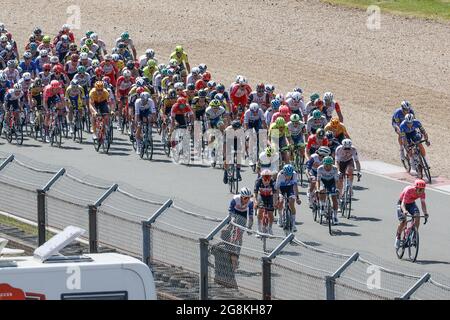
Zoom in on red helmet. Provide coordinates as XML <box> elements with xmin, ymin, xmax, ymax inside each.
<box><xmin>256</xmin><ymin>83</ymin><xmax>265</xmax><ymax>91</ymax></box>
<box><xmin>314</xmin><ymin>98</ymin><xmax>323</xmax><ymax>107</ymax></box>
<box><xmin>95</xmin><ymin>67</ymin><xmax>104</xmax><ymax>75</ymax></box>
<box><xmin>414</xmin><ymin>179</ymin><xmax>426</xmax><ymax>189</ymax></box>
<box><xmin>280</xmin><ymin>106</ymin><xmax>290</xmax><ymax>115</ymax></box>
<box><xmin>102</xmin><ymin>76</ymin><xmax>111</xmax><ymax>83</ymax></box>
<box><xmin>195</xmin><ymin>79</ymin><xmax>206</xmax><ymax>91</ymax></box>
<box><xmin>202</xmin><ymin>72</ymin><xmax>211</xmax><ymax>82</ymax></box>
<box><xmin>136</xmin><ymin>87</ymin><xmax>145</xmax><ymax>95</ymax></box>
<box><xmin>43</xmin><ymin>63</ymin><xmax>52</xmax><ymax>71</ymax></box>
<box><xmin>50</xmin><ymin>80</ymin><xmax>61</xmax><ymax>89</ymax></box>
<box><xmin>53</xmin><ymin>65</ymin><xmax>64</xmax><ymax>73</ymax></box>
<box><xmin>177</xmin><ymin>97</ymin><xmax>187</xmax><ymax>105</ymax></box>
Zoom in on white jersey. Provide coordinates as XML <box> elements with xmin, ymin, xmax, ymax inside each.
<box><xmin>304</xmin><ymin>101</ymin><xmax>316</xmax><ymax>116</ymax></box>
<box><xmin>317</xmin><ymin>165</ymin><xmax>339</xmax><ymax>182</ymax></box>
<box><xmin>306</xmin><ymin>116</ymin><xmax>327</xmax><ymax>134</ymax></box>
<box><xmin>264</xmin><ymin>109</ymin><xmax>274</xmax><ymax>125</ymax></box>
<box><xmin>285</xmin><ymin>98</ymin><xmax>305</xmax><ymax>114</ymax></box>
<box><xmin>275</xmin><ymin>171</ymin><xmax>299</xmax><ymax>189</ymax></box>
<box><xmin>307</xmin><ymin>153</ymin><xmax>322</xmax><ymax>172</ymax></box>
<box><xmin>249</xmin><ymin>92</ymin><xmax>268</xmax><ymax>108</ymax></box>
<box><xmin>138</xmin><ymin>55</ymin><xmax>158</xmax><ymax>69</ymax></box>
<box><xmin>244</xmin><ymin>109</ymin><xmax>264</xmax><ymax>124</ymax></box>
<box><xmin>287</xmin><ymin>121</ymin><xmax>306</xmax><ymax>137</ymax></box>
<box><xmin>335</xmin><ymin>145</ymin><xmax>359</xmax><ymax>163</ymax></box>
<box><xmin>135</xmin><ymin>98</ymin><xmax>156</xmax><ymax>115</ymax></box>
<box><xmin>205</xmin><ymin>106</ymin><xmax>226</xmax><ymax>120</ymax></box>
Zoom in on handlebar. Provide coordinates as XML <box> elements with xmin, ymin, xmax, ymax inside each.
<box><xmin>403</xmin><ymin>212</ymin><xmax>429</xmax><ymax>224</ymax></box>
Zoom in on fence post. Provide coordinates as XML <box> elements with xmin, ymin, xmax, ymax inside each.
<box><xmin>37</xmin><ymin>189</ymin><xmax>46</xmax><ymax>246</ymax></box>
<box><xmin>88</xmin><ymin>205</ymin><xmax>98</xmax><ymax>253</ymax></box>
<box><xmin>325</xmin><ymin>252</ymin><xmax>359</xmax><ymax>300</ymax></box>
<box><xmin>0</xmin><ymin>154</ymin><xmax>14</xmax><ymax>171</ymax></box>
<box><xmin>199</xmin><ymin>238</ymin><xmax>209</xmax><ymax>300</ymax></box>
<box><xmin>142</xmin><ymin>221</ymin><xmax>151</xmax><ymax>266</ymax></box>
<box><xmin>325</xmin><ymin>276</ymin><xmax>336</xmax><ymax>300</ymax></box>
<box><xmin>397</xmin><ymin>273</ymin><xmax>431</xmax><ymax>300</ymax></box>
<box><xmin>262</xmin><ymin>257</ymin><xmax>272</xmax><ymax>300</ymax></box>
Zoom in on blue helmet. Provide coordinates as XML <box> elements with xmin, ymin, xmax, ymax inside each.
<box><xmin>283</xmin><ymin>164</ymin><xmax>294</xmax><ymax>176</ymax></box>
<box><xmin>271</xmin><ymin>99</ymin><xmax>281</xmax><ymax>110</ymax></box>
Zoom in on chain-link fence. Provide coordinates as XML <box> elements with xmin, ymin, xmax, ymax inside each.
<box><xmin>0</xmin><ymin>151</ymin><xmax>449</xmax><ymax>300</ymax></box>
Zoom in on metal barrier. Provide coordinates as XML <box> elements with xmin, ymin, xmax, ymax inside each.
<box><xmin>0</xmin><ymin>152</ymin><xmax>449</xmax><ymax>300</ymax></box>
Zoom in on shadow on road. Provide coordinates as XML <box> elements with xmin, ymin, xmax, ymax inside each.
<box><xmin>415</xmin><ymin>260</ymin><xmax>450</xmax><ymax>266</ymax></box>
<box><xmin>62</xmin><ymin>146</ymin><xmax>83</xmax><ymax>151</ymax></box>
<box><xmin>353</xmin><ymin>186</ymin><xmax>369</xmax><ymax>191</ymax></box>
<box><xmin>110</xmin><ymin>147</ymin><xmax>132</xmax><ymax>152</ymax></box>
<box><xmin>18</xmin><ymin>144</ymin><xmax>42</xmax><ymax>148</ymax></box>
<box><xmin>336</xmin><ymin>222</ymin><xmax>356</xmax><ymax>227</ymax></box>
<box><xmin>332</xmin><ymin>230</ymin><xmax>361</xmax><ymax>237</ymax></box>
<box><xmin>352</xmin><ymin>216</ymin><xmax>382</xmax><ymax>222</ymax></box>
<box><xmin>107</xmin><ymin>152</ymin><xmax>130</xmax><ymax>157</ymax></box>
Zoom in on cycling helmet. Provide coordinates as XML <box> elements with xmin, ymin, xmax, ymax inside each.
<box><xmin>249</xmin><ymin>103</ymin><xmax>259</xmax><ymax>112</ymax></box>
<box><xmin>77</xmin><ymin>66</ymin><xmax>86</xmax><ymax>73</ymax></box>
<box><xmin>13</xmin><ymin>83</ymin><xmax>22</xmax><ymax>91</ymax></box>
<box><xmin>261</xmin><ymin>170</ymin><xmax>272</xmax><ymax>177</ymax></box>
<box><xmin>69</xmin><ymin>43</ymin><xmax>78</xmax><ymax>50</ymax></box>
<box><xmin>83</xmin><ymin>38</ymin><xmax>93</xmax><ymax>46</ymax></box>
<box><xmin>43</xmin><ymin>63</ymin><xmax>52</xmax><ymax>71</ymax></box>
<box><xmin>293</xmin><ymin>87</ymin><xmax>303</xmax><ymax>94</ymax></box>
<box><xmin>342</xmin><ymin>139</ymin><xmax>352</xmax><ymax>149</ymax></box>
<box><xmin>80</xmin><ymin>46</ymin><xmax>90</xmax><ymax>53</ymax></box>
<box><xmin>140</xmin><ymin>92</ymin><xmax>151</xmax><ymax>100</ymax></box>
<box><xmin>292</xmin><ymin>92</ymin><xmax>302</xmax><ymax>102</ymax></box>
<box><xmin>102</xmin><ymin>76</ymin><xmax>111</xmax><ymax>84</ymax></box>
<box><xmin>198</xmin><ymin>89</ymin><xmax>207</xmax><ymax>98</ymax></box>
<box><xmin>174</xmin><ymin>82</ymin><xmax>185</xmax><ymax>90</ymax></box>
<box><xmin>104</xmin><ymin>54</ymin><xmax>113</xmax><ymax>61</ymax></box>
<box><xmin>33</xmin><ymin>27</ymin><xmax>42</xmax><ymax>35</ymax></box>
<box><xmin>22</xmin><ymin>72</ymin><xmax>32</xmax><ymax>81</ymax></box>
<box><xmin>215</xmin><ymin>93</ymin><xmax>224</xmax><ymax>101</ymax></box>
<box><xmin>71</xmin><ymin>54</ymin><xmax>79</xmax><ymax>61</ymax></box>
<box><xmin>112</xmin><ymin>54</ymin><xmax>120</xmax><ymax>62</ymax></box>
<box><xmin>191</xmin><ymin>67</ymin><xmax>200</xmax><ymax>76</ymax></box>
<box><xmin>231</xmin><ymin>120</ymin><xmax>241</xmax><ymax>129</ymax></box>
<box><xmin>330</xmin><ymin>118</ymin><xmax>340</xmax><ymax>126</ymax></box>
<box><xmin>23</xmin><ymin>51</ymin><xmax>33</xmax><ymax>60</ymax></box>
<box><xmin>290</xmin><ymin>114</ymin><xmax>301</xmax><ymax>122</ymax></box>
<box><xmin>92</xmin><ymin>59</ymin><xmax>100</xmax><ymax>68</ymax></box>
<box><xmin>145</xmin><ymin>48</ymin><xmax>155</xmax><ymax>58</ymax></box>
<box><xmin>50</xmin><ymin>56</ymin><xmax>59</xmax><ymax>63</ymax></box>
<box><xmin>147</xmin><ymin>59</ymin><xmax>156</xmax><ymax>68</ymax></box>
<box><xmin>70</xmin><ymin>79</ymin><xmax>79</xmax><ymax>86</ymax></box>
<box><xmin>122</xmin><ymin>70</ymin><xmax>132</xmax><ymax>77</ymax></box>
<box><xmin>168</xmin><ymin>58</ymin><xmax>177</xmax><ymax>68</ymax></box>
<box><xmin>42</xmin><ymin>35</ymin><xmax>51</xmax><ymax>43</ymax></box>
<box><xmin>0</xmin><ymin>73</ymin><xmax>7</xmax><ymax>82</ymax></box>
<box><xmin>314</xmin><ymin>98</ymin><xmax>324</xmax><ymax>107</ymax></box>
<box><xmin>121</xmin><ymin>32</ymin><xmax>129</xmax><ymax>40</ymax></box>
<box><xmin>317</xmin><ymin>146</ymin><xmax>331</xmax><ymax>157</ymax></box>
<box><xmin>265</xmin><ymin>146</ymin><xmax>274</xmax><ymax>157</ymax></box>
<box><xmin>29</xmin><ymin>43</ymin><xmax>38</xmax><ymax>51</ymax></box>
<box><xmin>207</xmin><ymin>80</ymin><xmax>216</xmax><ymax>88</ymax></box>
<box><xmin>316</xmin><ymin>128</ymin><xmax>325</xmax><ymax>138</ymax></box>
<box><xmin>310</xmin><ymin>93</ymin><xmax>320</xmax><ymax>101</ymax></box>
<box><xmin>209</xmin><ymin>99</ymin><xmax>221</xmax><ymax>108</ymax></box>
<box><xmin>275</xmin><ymin>117</ymin><xmax>286</xmax><ymax>127</ymax></box>
<box><xmin>202</xmin><ymin>72</ymin><xmax>211</xmax><ymax>82</ymax></box>
<box><xmin>323</xmin><ymin>92</ymin><xmax>334</xmax><ymax>102</ymax></box>
<box><xmin>172</xmin><ymin>74</ymin><xmax>182</xmax><ymax>83</ymax></box>
<box><xmin>53</xmin><ymin>65</ymin><xmax>64</xmax><ymax>73</ymax></box>
<box><xmin>94</xmin><ymin>81</ymin><xmax>104</xmax><ymax>90</ymax></box>
<box><xmin>135</xmin><ymin>78</ymin><xmax>145</xmax><ymax>87</ymax></box>
<box><xmin>325</xmin><ymin>131</ymin><xmax>334</xmax><ymax>140</ymax></box>
<box><xmin>168</xmin><ymin>89</ymin><xmax>177</xmax><ymax>99</ymax></box>
<box><xmin>33</xmin><ymin>78</ymin><xmax>42</xmax><ymax>86</ymax></box>
<box><xmin>280</xmin><ymin>106</ymin><xmax>290</xmax><ymax>115</ymax></box>
<box><xmin>240</xmin><ymin>187</ymin><xmax>252</xmax><ymax>198</ymax></box>
<box><xmin>265</xmin><ymin>84</ymin><xmax>275</xmax><ymax>92</ymax></box>
<box><xmin>186</xmin><ymin>83</ymin><xmax>195</xmax><ymax>91</ymax></box>
<box><xmin>405</xmin><ymin>114</ymin><xmax>415</xmax><ymax>123</ymax></box>
<box><xmin>323</xmin><ymin>156</ymin><xmax>334</xmax><ymax>166</ymax></box>
<box><xmin>414</xmin><ymin>179</ymin><xmax>426</xmax><ymax>189</ymax></box>
<box><xmin>312</xmin><ymin>110</ymin><xmax>322</xmax><ymax>119</ymax></box>
<box><xmin>61</xmin><ymin>35</ymin><xmax>69</xmax><ymax>42</ymax></box>
<box><xmin>256</xmin><ymin>83</ymin><xmax>265</xmax><ymax>92</ymax></box>
<box><xmin>80</xmin><ymin>52</ymin><xmax>89</xmax><ymax>60</ymax></box>
<box><xmin>50</xmin><ymin>80</ymin><xmax>61</xmax><ymax>89</ymax></box>
<box><xmin>62</xmin><ymin>24</ymin><xmax>71</xmax><ymax>32</ymax></box>
<box><xmin>216</xmin><ymin>83</ymin><xmax>225</xmax><ymax>92</ymax></box>
<box><xmin>401</xmin><ymin>100</ymin><xmax>411</xmax><ymax>111</ymax></box>
<box><xmin>238</xmin><ymin>76</ymin><xmax>247</xmax><ymax>85</ymax></box>
<box><xmin>271</xmin><ymin>99</ymin><xmax>281</xmax><ymax>110</ymax></box>
<box><xmin>198</xmin><ymin>64</ymin><xmax>207</xmax><ymax>73</ymax></box>
<box><xmin>7</xmin><ymin>60</ymin><xmax>16</xmax><ymax>68</ymax></box>
<box><xmin>174</xmin><ymin>45</ymin><xmax>183</xmax><ymax>53</ymax></box>
<box><xmin>283</xmin><ymin>164</ymin><xmax>294</xmax><ymax>177</ymax></box>
<box><xmin>40</xmin><ymin>49</ymin><xmax>48</xmax><ymax>57</ymax></box>
<box><xmin>275</xmin><ymin>93</ymin><xmax>285</xmax><ymax>102</ymax></box>
<box><xmin>90</xmin><ymin>33</ymin><xmax>98</xmax><ymax>41</ymax></box>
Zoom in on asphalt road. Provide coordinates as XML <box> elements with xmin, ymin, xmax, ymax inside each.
<box><xmin>1</xmin><ymin>129</ymin><xmax>449</xmax><ymax>285</ymax></box>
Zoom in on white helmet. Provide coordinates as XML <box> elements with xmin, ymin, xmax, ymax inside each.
<box><xmin>191</xmin><ymin>67</ymin><xmax>200</xmax><ymax>76</ymax></box>
<box><xmin>401</xmin><ymin>100</ymin><xmax>411</xmax><ymax>111</ymax></box>
<box><xmin>23</xmin><ymin>51</ymin><xmax>32</xmax><ymax>59</ymax></box>
<box><xmin>292</xmin><ymin>92</ymin><xmax>302</xmax><ymax>102</ymax></box>
<box><xmin>62</xmin><ymin>24</ymin><xmax>71</xmax><ymax>31</ymax></box>
<box><xmin>90</xmin><ymin>33</ymin><xmax>98</xmax><ymax>41</ymax></box>
<box><xmin>276</xmin><ymin>93</ymin><xmax>285</xmax><ymax>102</ymax></box>
<box><xmin>174</xmin><ymin>82</ymin><xmax>185</xmax><ymax>90</ymax></box>
<box><xmin>50</xmin><ymin>56</ymin><xmax>59</xmax><ymax>63</ymax></box>
<box><xmin>122</xmin><ymin>70</ymin><xmax>132</xmax><ymax>77</ymax></box>
<box><xmin>238</xmin><ymin>76</ymin><xmax>247</xmax><ymax>85</ymax></box>
<box><xmin>39</xmin><ymin>49</ymin><xmax>48</xmax><ymax>57</ymax></box>
<box><xmin>240</xmin><ymin>187</ymin><xmax>252</xmax><ymax>197</ymax></box>
<box><xmin>323</xmin><ymin>92</ymin><xmax>334</xmax><ymax>102</ymax></box>
<box><xmin>0</xmin><ymin>72</ymin><xmax>7</xmax><ymax>81</ymax></box>
<box><xmin>0</xmin><ymin>35</ymin><xmax>8</xmax><ymax>42</ymax></box>
<box><xmin>249</xmin><ymin>103</ymin><xmax>259</xmax><ymax>112</ymax></box>
<box><xmin>405</xmin><ymin>114</ymin><xmax>415</xmax><ymax>123</ymax></box>
<box><xmin>342</xmin><ymin>139</ymin><xmax>352</xmax><ymax>149</ymax></box>
<box><xmin>80</xmin><ymin>52</ymin><xmax>88</xmax><ymax>60</ymax></box>
<box><xmin>112</xmin><ymin>54</ymin><xmax>120</xmax><ymax>61</ymax></box>
<box><xmin>140</xmin><ymin>92</ymin><xmax>151</xmax><ymax>100</ymax></box>
<box><xmin>145</xmin><ymin>48</ymin><xmax>155</xmax><ymax>58</ymax></box>
<box><xmin>235</xmin><ymin>75</ymin><xmax>243</xmax><ymax>83</ymax></box>
<box><xmin>317</xmin><ymin>146</ymin><xmax>331</xmax><ymax>157</ymax></box>
<box><xmin>22</xmin><ymin>72</ymin><xmax>32</xmax><ymax>81</ymax></box>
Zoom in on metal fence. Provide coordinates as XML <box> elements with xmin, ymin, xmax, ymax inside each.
<box><xmin>0</xmin><ymin>151</ymin><xmax>449</xmax><ymax>300</ymax></box>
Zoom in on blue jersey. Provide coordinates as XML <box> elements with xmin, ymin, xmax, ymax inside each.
<box><xmin>19</xmin><ymin>60</ymin><xmax>38</xmax><ymax>75</ymax></box>
<box><xmin>392</xmin><ymin>108</ymin><xmax>415</xmax><ymax>127</ymax></box>
<box><xmin>399</xmin><ymin>119</ymin><xmax>423</xmax><ymax>135</ymax></box>
<box><xmin>0</xmin><ymin>80</ymin><xmax>12</xmax><ymax>101</ymax></box>
<box><xmin>228</xmin><ymin>195</ymin><xmax>254</xmax><ymax>219</ymax></box>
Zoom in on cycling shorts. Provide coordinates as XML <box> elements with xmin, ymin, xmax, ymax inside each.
<box><xmin>94</xmin><ymin>101</ymin><xmax>109</xmax><ymax>115</ymax></box>
<box><xmin>174</xmin><ymin>114</ymin><xmax>188</xmax><ymax>128</ymax></box>
<box><xmin>138</xmin><ymin>108</ymin><xmax>151</xmax><ymax>122</ymax></box>
<box><xmin>248</xmin><ymin>119</ymin><xmax>262</xmax><ymax>131</ymax></box>
<box><xmin>338</xmin><ymin>159</ymin><xmax>354</xmax><ymax>175</ymax></box>
<box><xmin>209</xmin><ymin>117</ymin><xmax>222</xmax><ymax>129</ymax></box>
<box><xmin>279</xmin><ymin>185</ymin><xmax>296</xmax><ymax>199</ymax></box>
<box><xmin>195</xmin><ymin>109</ymin><xmax>205</xmax><ymax>120</ymax></box>
<box><xmin>396</xmin><ymin>201</ymin><xmax>419</xmax><ymax>222</ymax></box>
<box><xmin>292</xmin><ymin>134</ymin><xmax>304</xmax><ymax>145</ymax></box>
<box><xmin>320</xmin><ymin>179</ymin><xmax>337</xmax><ymax>195</ymax></box>
<box><xmin>6</xmin><ymin>99</ymin><xmax>20</xmax><ymax>111</ymax></box>
<box><xmin>47</xmin><ymin>95</ymin><xmax>62</xmax><ymax>108</ymax></box>
<box><xmin>68</xmin><ymin>96</ymin><xmax>83</xmax><ymax>110</ymax></box>
<box><xmin>257</xmin><ymin>195</ymin><xmax>274</xmax><ymax>211</ymax></box>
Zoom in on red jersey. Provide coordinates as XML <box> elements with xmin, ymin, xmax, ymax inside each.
<box><xmin>230</xmin><ymin>84</ymin><xmax>252</xmax><ymax>99</ymax></box>
<box><xmin>271</xmin><ymin>112</ymin><xmax>291</xmax><ymax>124</ymax></box>
<box><xmin>307</xmin><ymin>135</ymin><xmax>329</xmax><ymax>151</ymax></box>
<box><xmin>100</xmin><ymin>61</ymin><xmax>118</xmax><ymax>86</ymax></box>
<box><xmin>171</xmin><ymin>103</ymin><xmax>193</xmax><ymax>117</ymax></box>
<box><xmin>116</xmin><ymin>76</ymin><xmax>135</xmax><ymax>94</ymax></box>
<box><xmin>43</xmin><ymin>85</ymin><xmax>64</xmax><ymax>103</ymax></box>
<box><xmin>399</xmin><ymin>186</ymin><xmax>425</xmax><ymax>204</ymax></box>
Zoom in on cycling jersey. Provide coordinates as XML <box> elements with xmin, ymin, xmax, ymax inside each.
<box><xmin>244</xmin><ymin>109</ymin><xmax>264</xmax><ymax>124</ymax></box>
<box><xmin>275</xmin><ymin>171</ymin><xmax>299</xmax><ymax>189</ymax></box>
<box><xmin>116</xmin><ymin>76</ymin><xmax>135</xmax><ymax>94</ymax></box>
<box><xmin>268</xmin><ymin>123</ymin><xmax>290</xmax><ymax>139</ymax></box>
<box><xmin>205</xmin><ymin>106</ymin><xmax>226</xmax><ymax>120</ymax></box>
<box><xmin>248</xmin><ymin>92</ymin><xmax>269</xmax><ymax>109</ymax></box>
<box><xmin>4</xmin><ymin>68</ymin><xmax>20</xmax><ymax>84</ymax></box>
<box><xmin>285</xmin><ymin>98</ymin><xmax>305</xmax><ymax>115</ymax></box>
<box><xmin>143</xmin><ymin>66</ymin><xmax>157</xmax><ymax>80</ymax></box>
<box><xmin>100</xmin><ymin>61</ymin><xmax>118</xmax><ymax>86</ymax></box>
<box><xmin>19</xmin><ymin>60</ymin><xmax>38</xmax><ymax>75</ymax></box>
<box><xmin>399</xmin><ymin>119</ymin><xmax>425</xmax><ymax>144</ymax></box>
<box><xmin>317</xmin><ymin>165</ymin><xmax>339</xmax><ymax>182</ymax></box>
<box><xmin>324</xmin><ymin>122</ymin><xmax>349</xmax><ymax>141</ymax></box>
<box><xmin>270</xmin><ymin>111</ymin><xmax>291</xmax><ymax>124</ymax></box>
<box><xmin>43</xmin><ymin>85</ymin><xmax>64</xmax><ymax>105</ymax></box>
<box><xmin>89</xmin><ymin>88</ymin><xmax>109</xmax><ymax>104</ymax></box>
<box><xmin>306</xmin><ymin>116</ymin><xmax>327</xmax><ymax>134</ymax></box>
<box><xmin>306</xmin><ymin>135</ymin><xmax>329</xmax><ymax>152</ymax></box>
<box><xmin>228</xmin><ymin>195</ymin><xmax>254</xmax><ymax>219</ymax></box>
<box><xmin>73</xmin><ymin>73</ymin><xmax>91</xmax><ymax>88</ymax></box>
<box><xmin>322</xmin><ymin>101</ymin><xmax>341</xmax><ymax>121</ymax></box>
<box><xmin>169</xmin><ymin>51</ymin><xmax>189</xmax><ymax>65</ymax></box>
<box><xmin>392</xmin><ymin>108</ymin><xmax>415</xmax><ymax>128</ymax></box>
<box><xmin>254</xmin><ymin>178</ymin><xmax>276</xmax><ymax>202</ymax></box>
<box><xmin>135</xmin><ymin>98</ymin><xmax>156</xmax><ymax>116</ymax></box>
<box><xmin>288</xmin><ymin>121</ymin><xmax>306</xmax><ymax>137</ymax></box>
<box><xmin>306</xmin><ymin>154</ymin><xmax>322</xmax><ymax>176</ymax></box>
<box><xmin>399</xmin><ymin>185</ymin><xmax>425</xmax><ymax>204</ymax></box>
<box><xmin>335</xmin><ymin>145</ymin><xmax>359</xmax><ymax>163</ymax></box>
<box><xmin>171</xmin><ymin>103</ymin><xmax>193</xmax><ymax>117</ymax></box>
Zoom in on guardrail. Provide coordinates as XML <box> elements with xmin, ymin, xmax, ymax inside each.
<box><xmin>0</xmin><ymin>152</ymin><xmax>449</xmax><ymax>300</ymax></box>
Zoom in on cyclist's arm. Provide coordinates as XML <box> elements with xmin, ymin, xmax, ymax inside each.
<box><xmin>420</xmin><ymin>198</ymin><xmax>428</xmax><ymax>216</ymax></box>
<box><xmin>400</xmin><ymin>199</ymin><xmax>408</xmax><ymax>216</ymax></box>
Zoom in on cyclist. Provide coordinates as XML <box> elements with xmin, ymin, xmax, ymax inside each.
<box><xmin>254</xmin><ymin>170</ymin><xmax>278</xmax><ymax>235</ymax></box>
<box><xmin>100</xmin><ymin>54</ymin><xmax>119</xmax><ymax>87</ymax></box>
<box><xmin>89</xmin><ymin>81</ymin><xmax>110</xmax><ymax>141</ymax></box>
<box><xmin>306</xmin><ymin>146</ymin><xmax>331</xmax><ymax>208</ymax></box>
<box><xmin>51</xmin><ymin>65</ymin><xmax>69</xmax><ymax>88</ymax></box>
<box><xmin>265</xmin><ymin>99</ymin><xmax>281</xmax><ymax>126</ymax></box>
<box><xmin>55</xmin><ymin>35</ymin><xmax>71</xmax><ymax>63</ymax></box>
<box><xmin>37</xmin><ymin>35</ymin><xmax>55</xmax><ymax>56</ymax></box>
<box><xmin>268</xmin><ymin>117</ymin><xmax>292</xmax><ymax>165</ymax></box>
<box><xmin>73</xmin><ymin>66</ymin><xmax>91</xmax><ymax>100</ymax></box>
<box><xmin>335</xmin><ymin>139</ymin><xmax>361</xmax><ymax>201</ymax></box>
<box><xmin>270</xmin><ymin>105</ymin><xmax>291</xmax><ymax>124</ymax></box>
<box><xmin>316</xmin><ymin>156</ymin><xmax>340</xmax><ymax>225</ymax></box>
<box><xmin>325</xmin><ymin>130</ymin><xmax>341</xmax><ymax>158</ymax></box>
<box><xmin>275</xmin><ymin>164</ymin><xmax>302</xmax><ymax>232</ymax></box>
<box><xmin>184</xmin><ymin>83</ymin><xmax>196</xmax><ymax>104</ymax></box>
<box><xmin>143</xmin><ymin>59</ymin><xmax>157</xmax><ymax>83</ymax></box>
<box><xmin>324</xmin><ymin>118</ymin><xmax>350</xmax><ymax>143</ymax></box>
<box><xmin>3</xmin><ymin>85</ymin><xmax>24</xmax><ymax>133</ymax></box>
<box><xmin>248</xmin><ymin>83</ymin><xmax>270</xmax><ymax>111</ymax></box>
<box><xmin>205</xmin><ymin>99</ymin><xmax>227</xmax><ymax>132</ymax></box>
<box><xmin>115</xmin><ymin>32</ymin><xmax>137</xmax><ymax>60</ymax></box>
<box><xmin>187</xmin><ymin>67</ymin><xmax>201</xmax><ymax>85</ymax></box>
<box><xmin>65</xmin><ymin>54</ymin><xmax>79</xmax><ymax>80</ymax></box>
<box><xmin>43</xmin><ymin>80</ymin><xmax>65</xmax><ymax>142</ymax></box>
<box><xmin>65</xmin><ymin>79</ymin><xmax>86</xmax><ymax>134</ymax></box>
<box><xmin>228</xmin><ymin>187</ymin><xmax>255</xmax><ymax>243</ymax></box>
<box><xmin>223</xmin><ymin>120</ymin><xmax>245</xmax><ymax>184</ymax></box>
<box><xmin>28</xmin><ymin>78</ymin><xmax>44</xmax><ymax>122</ymax></box>
<box><xmin>230</xmin><ymin>76</ymin><xmax>251</xmax><ymax>114</ymax></box>
<box><xmin>392</xmin><ymin>101</ymin><xmax>415</xmax><ymax>161</ymax></box>
<box><xmin>304</xmin><ymin>93</ymin><xmax>320</xmax><ymax>122</ymax></box>
<box><xmin>138</xmin><ymin>48</ymin><xmax>156</xmax><ymax>69</ymax></box>
<box><xmin>322</xmin><ymin>92</ymin><xmax>343</xmax><ymax>122</ymax></box>
<box><xmin>285</xmin><ymin>92</ymin><xmax>305</xmax><ymax>117</ymax></box>
<box><xmin>116</xmin><ymin>69</ymin><xmax>135</xmax><ymax>130</ymax></box>
<box><xmin>169</xmin><ymin>97</ymin><xmax>194</xmax><ymax>141</ymax></box>
<box><xmin>400</xmin><ymin>113</ymin><xmax>430</xmax><ymax>172</ymax></box>
<box><xmin>19</xmin><ymin>51</ymin><xmax>38</xmax><ymax>78</ymax></box>
<box><xmin>134</xmin><ymin>92</ymin><xmax>157</xmax><ymax>155</ymax></box>
<box><xmin>90</xmin><ymin>33</ymin><xmax>107</xmax><ymax>57</ymax></box>
<box><xmin>4</xmin><ymin>60</ymin><xmax>20</xmax><ymax>84</ymax></box>
<box><xmin>306</xmin><ymin>109</ymin><xmax>327</xmax><ymax>136</ymax></box>
<box><xmin>169</xmin><ymin>45</ymin><xmax>190</xmax><ymax>73</ymax></box>
<box><xmin>306</xmin><ymin>128</ymin><xmax>329</xmax><ymax>159</ymax></box>
<box><xmin>395</xmin><ymin>179</ymin><xmax>429</xmax><ymax>249</ymax></box>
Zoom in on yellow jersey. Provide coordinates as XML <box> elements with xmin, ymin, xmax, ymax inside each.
<box><xmin>170</xmin><ymin>51</ymin><xmax>189</xmax><ymax>65</ymax></box>
<box><xmin>89</xmin><ymin>88</ymin><xmax>109</xmax><ymax>104</ymax></box>
<box><xmin>269</xmin><ymin>122</ymin><xmax>290</xmax><ymax>139</ymax></box>
<box><xmin>324</xmin><ymin>122</ymin><xmax>349</xmax><ymax>138</ymax></box>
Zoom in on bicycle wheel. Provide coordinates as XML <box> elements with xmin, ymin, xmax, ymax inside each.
<box><xmin>148</xmin><ymin>128</ymin><xmax>154</xmax><ymax>160</ymax></box>
<box><xmin>401</xmin><ymin>151</ymin><xmax>411</xmax><ymax>173</ymax></box>
<box><xmin>420</xmin><ymin>155</ymin><xmax>432</xmax><ymax>184</ymax></box>
<box><xmin>234</xmin><ymin>169</ymin><xmax>239</xmax><ymax>195</ymax></box>
<box><xmin>408</xmin><ymin>228</ymin><xmax>419</xmax><ymax>262</ymax></box>
<box><xmin>327</xmin><ymin>198</ymin><xmax>333</xmax><ymax>235</ymax></box>
<box><xmin>313</xmin><ymin>202</ymin><xmax>319</xmax><ymax>222</ymax></box>
<box><xmin>163</xmin><ymin>129</ymin><xmax>170</xmax><ymax>157</ymax></box>
<box><xmin>77</xmin><ymin>117</ymin><xmax>84</xmax><ymax>144</ymax></box>
<box><xmin>228</xmin><ymin>167</ymin><xmax>235</xmax><ymax>194</ymax></box>
<box><xmin>346</xmin><ymin>187</ymin><xmax>353</xmax><ymax>219</ymax></box>
<box><xmin>395</xmin><ymin>229</ymin><xmax>406</xmax><ymax>259</ymax></box>
<box><xmin>283</xmin><ymin>206</ymin><xmax>292</xmax><ymax>236</ymax></box>
<box><xmin>57</xmin><ymin>123</ymin><xmax>62</xmax><ymax>148</ymax></box>
<box><xmin>15</xmin><ymin>123</ymin><xmax>24</xmax><ymax>145</ymax></box>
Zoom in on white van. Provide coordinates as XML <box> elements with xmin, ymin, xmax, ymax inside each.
<box><xmin>0</xmin><ymin>226</ymin><xmax>156</xmax><ymax>300</ymax></box>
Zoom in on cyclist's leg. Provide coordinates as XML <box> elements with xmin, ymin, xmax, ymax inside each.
<box><xmin>396</xmin><ymin>202</ymin><xmax>407</xmax><ymax>242</ymax></box>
